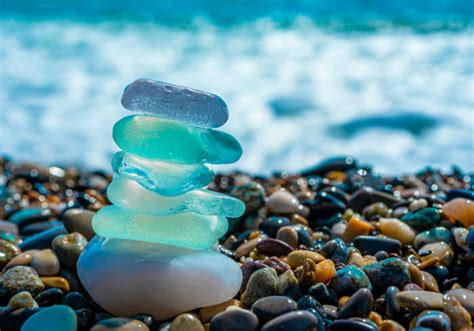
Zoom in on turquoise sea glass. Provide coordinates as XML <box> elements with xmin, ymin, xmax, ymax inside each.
<box><xmin>113</xmin><ymin>115</ymin><xmax>242</xmax><ymax>164</ymax></box>
<box><xmin>92</xmin><ymin>206</ymin><xmax>228</xmax><ymax>250</ymax></box>
<box><xmin>108</xmin><ymin>175</ymin><xmax>245</xmax><ymax>218</ymax></box>
<box><xmin>121</xmin><ymin>78</ymin><xmax>229</xmax><ymax>129</ymax></box>
<box><xmin>111</xmin><ymin>151</ymin><xmax>213</xmax><ymax>196</ymax></box>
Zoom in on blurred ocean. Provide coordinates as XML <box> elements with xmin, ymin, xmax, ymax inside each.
<box><xmin>0</xmin><ymin>0</ymin><xmax>473</xmax><ymax>174</ymax></box>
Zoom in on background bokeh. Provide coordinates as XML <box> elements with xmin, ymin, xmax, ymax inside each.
<box><xmin>0</xmin><ymin>0</ymin><xmax>473</xmax><ymax>174</ymax></box>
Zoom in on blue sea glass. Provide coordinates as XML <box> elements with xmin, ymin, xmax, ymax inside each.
<box><xmin>111</xmin><ymin>151</ymin><xmax>213</xmax><ymax>196</ymax></box>
<box><xmin>108</xmin><ymin>175</ymin><xmax>245</xmax><ymax>218</ymax></box>
<box><xmin>21</xmin><ymin>305</ymin><xmax>77</xmax><ymax>331</ymax></box>
<box><xmin>113</xmin><ymin>115</ymin><xmax>242</xmax><ymax>164</ymax></box>
<box><xmin>92</xmin><ymin>206</ymin><xmax>228</xmax><ymax>250</ymax></box>
<box><xmin>121</xmin><ymin>78</ymin><xmax>229</xmax><ymax>128</ymax></box>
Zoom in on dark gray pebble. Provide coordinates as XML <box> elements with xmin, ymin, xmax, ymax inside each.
<box><xmin>259</xmin><ymin>217</ymin><xmax>290</xmax><ymax>237</ymax></box>
<box><xmin>210</xmin><ymin>307</ymin><xmax>259</xmax><ymax>331</ymax></box>
<box><xmin>60</xmin><ymin>291</ymin><xmax>92</xmax><ymax>310</ymax></box>
<box><xmin>415</xmin><ymin>310</ymin><xmax>451</xmax><ymax>331</ymax></box>
<box><xmin>0</xmin><ymin>306</ymin><xmax>43</xmax><ymax>331</ymax></box>
<box><xmin>261</xmin><ymin>310</ymin><xmax>321</xmax><ymax>331</ymax></box>
<box><xmin>330</xmin><ymin>265</ymin><xmax>372</xmax><ymax>296</ymax></box>
<box><xmin>385</xmin><ymin>286</ymin><xmax>400</xmax><ymax>319</ymax></box>
<box><xmin>75</xmin><ymin>308</ymin><xmax>95</xmax><ymax>331</ymax></box>
<box><xmin>354</xmin><ymin>236</ymin><xmax>402</xmax><ymax>255</ymax></box>
<box><xmin>319</xmin><ymin>238</ymin><xmax>348</xmax><ymax>265</ymax></box>
<box><xmin>362</xmin><ymin>258</ymin><xmax>409</xmax><ymax>293</ymax></box>
<box><xmin>63</xmin><ymin>208</ymin><xmax>96</xmax><ymax>240</ymax></box>
<box><xmin>348</xmin><ymin>187</ymin><xmax>400</xmax><ymax>212</ymax></box>
<box><xmin>19</xmin><ymin>226</ymin><xmax>67</xmax><ymax>251</ymax></box>
<box><xmin>328</xmin><ymin>319</ymin><xmax>378</xmax><ymax>331</ymax></box>
<box><xmin>34</xmin><ymin>288</ymin><xmax>64</xmax><ymax>307</ymax></box>
<box><xmin>252</xmin><ymin>296</ymin><xmax>298</xmax><ymax>323</ymax></box>
<box><xmin>308</xmin><ymin>283</ymin><xmax>338</xmax><ymax>305</ymax></box>
<box><xmin>338</xmin><ymin>288</ymin><xmax>373</xmax><ymax>319</ymax></box>
<box><xmin>21</xmin><ymin>220</ymin><xmax>63</xmax><ymax>236</ymax></box>
<box><xmin>257</xmin><ymin>238</ymin><xmax>294</xmax><ymax>256</ymax></box>
<box><xmin>9</xmin><ymin>208</ymin><xmax>51</xmax><ymax>228</ymax></box>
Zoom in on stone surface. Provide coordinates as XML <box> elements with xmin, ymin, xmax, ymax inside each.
<box><xmin>266</xmin><ymin>190</ymin><xmax>301</xmax><ymax>214</ymax></box>
<box><xmin>121</xmin><ymin>78</ymin><xmax>229</xmax><ymax>128</ymax></box>
<box><xmin>418</xmin><ymin>242</ymin><xmax>454</xmax><ymax>267</ymax></box>
<box><xmin>446</xmin><ymin>289</ymin><xmax>474</xmax><ymax>316</ymax></box>
<box><xmin>31</xmin><ymin>249</ymin><xmax>60</xmax><ymax>276</ymax></box>
<box><xmin>113</xmin><ymin>115</ymin><xmax>242</xmax><ymax>164</ymax></box>
<box><xmin>286</xmin><ymin>250</ymin><xmax>325</xmax><ymax>268</ymax></box>
<box><xmin>19</xmin><ymin>226</ymin><xmax>67</xmax><ymax>251</ymax></box>
<box><xmin>378</xmin><ymin>218</ymin><xmax>416</xmax><ymax>245</ymax></box>
<box><xmin>170</xmin><ymin>313</ymin><xmax>204</xmax><ymax>331</ymax></box>
<box><xmin>92</xmin><ymin>206</ymin><xmax>228</xmax><ymax>250</ymax></box>
<box><xmin>210</xmin><ymin>308</ymin><xmax>259</xmax><ymax>331</ymax></box>
<box><xmin>77</xmin><ymin>237</ymin><xmax>242</xmax><ymax>321</ymax></box>
<box><xmin>443</xmin><ymin>198</ymin><xmax>474</xmax><ymax>227</ymax></box>
<box><xmin>63</xmin><ymin>208</ymin><xmax>96</xmax><ymax>240</ymax></box>
<box><xmin>353</xmin><ymin>236</ymin><xmax>402</xmax><ymax>255</ymax></box>
<box><xmin>251</xmin><ymin>296</ymin><xmax>298</xmax><ymax>323</ymax></box>
<box><xmin>20</xmin><ymin>305</ymin><xmax>77</xmax><ymax>331</ymax></box>
<box><xmin>4</xmin><ymin>250</ymin><xmax>39</xmax><ymax>270</ymax></box>
<box><xmin>91</xmin><ymin>317</ymin><xmax>149</xmax><ymax>331</ymax></box>
<box><xmin>276</xmin><ymin>226</ymin><xmax>299</xmax><ymax>248</ymax></box>
<box><xmin>338</xmin><ymin>288</ymin><xmax>373</xmax><ymax>319</ymax></box>
<box><xmin>230</xmin><ymin>182</ymin><xmax>266</xmax><ymax>213</ymax></box>
<box><xmin>362</xmin><ymin>258</ymin><xmax>410</xmax><ymax>292</ymax></box>
<box><xmin>1</xmin><ymin>266</ymin><xmax>44</xmax><ymax>296</ymax></box>
<box><xmin>241</xmin><ymin>268</ymin><xmax>278</xmax><ymax>306</ymax></box>
<box><xmin>111</xmin><ymin>151</ymin><xmax>214</xmax><ymax>196</ymax></box>
<box><xmin>7</xmin><ymin>291</ymin><xmax>38</xmax><ymax>310</ymax></box>
<box><xmin>108</xmin><ymin>175</ymin><xmax>245</xmax><ymax>218</ymax></box>
<box><xmin>396</xmin><ymin>291</ymin><xmax>444</xmax><ymax>312</ymax></box>
<box><xmin>330</xmin><ymin>265</ymin><xmax>372</xmax><ymax>296</ymax></box>
<box><xmin>415</xmin><ymin>310</ymin><xmax>451</xmax><ymax>331</ymax></box>
<box><xmin>401</xmin><ymin>207</ymin><xmax>440</xmax><ymax>230</ymax></box>
<box><xmin>199</xmin><ymin>299</ymin><xmax>243</xmax><ymax>323</ymax></box>
<box><xmin>414</xmin><ymin>226</ymin><xmax>452</xmax><ymax>250</ymax></box>
<box><xmin>0</xmin><ymin>239</ymin><xmax>20</xmax><ymax>269</ymax></box>
<box><xmin>443</xmin><ymin>294</ymin><xmax>472</xmax><ymax>331</ymax></box>
<box><xmin>52</xmin><ymin>232</ymin><xmax>88</xmax><ymax>269</ymax></box>
<box><xmin>256</xmin><ymin>238</ymin><xmax>294</xmax><ymax>256</ymax></box>
<box><xmin>261</xmin><ymin>310</ymin><xmax>321</xmax><ymax>331</ymax></box>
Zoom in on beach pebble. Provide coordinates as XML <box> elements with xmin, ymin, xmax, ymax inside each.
<box><xmin>20</xmin><ymin>305</ymin><xmax>76</xmax><ymax>331</ymax></box>
<box><xmin>338</xmin><ymin>288</ymin><xmax>373</xmax><ymax>319</ymax></box>
<box><xmin>231</xmin><ymin>182</ymin><xmax>266</xmax><ymax>213</ymax></box>
<box><xmin>354</xmin><ymin>236</ymin><xmax>402</xmax><ymax>255</ymax></box>
<box><xmin>401</xmin><ymin>207</ymin><xmax>440</xmax><ymax>230</ymax></box>
<box><xmin>41</xmin><ymin>276</ymin><xmax>70</xmax><ymax>293</ymax></box>
<box><xmin>443</xmin><ymin>294</ymin><xmax>472</xmax><ymax>331</ymax></box>
<box><xmin>414</xmin><ymin>226</ymin><xmax>451</xmax><ymax>250</ymax></box>
<box><xmin>415</xmin><ymin>310</ymin><xmax>451</xmax><ymax>331</ymax></box>
<box><xmin>277</xmin><ymin>226</ymin><xmax>298</xmax><ymax>247</ymax></box>
<box><xmin>330</xmin><ymin>265</ymin><xmax>372</xmax><ymax>296</ymax></box>
<box><xmin>276</xmin><ymin>269</ymin><xmax>300</xmax><ymax>299</ymax></box>
<box><xmin>452</xmin><ymin>227</ymin><xmax>469</xmax><ymax>251</ymax></box>
<box><xmin>31</xmin><ymin>249</ymin><xmax>60</xmax><ymax>276</ymax></box>
<box><xmin>442</xmin><ymin>198</ymin><xmax>474</xmax><ymax>227</ymax></box>
<box><xmin>380</xmin><ymin>319</ymin><xmax>405</xmax><ymax>331</ymax></box>
<box><xmin>0</xmin><ymin>239</ymin><xmax>21</xmax><ymax>269</ymax></box>
<box><xmin>62</xmin><ymin>208</ymin><xmax>96</xmax><ymax>240</ymax></box>
<box><xmin>385</xmin><ymin>286</ymin><xmax>400</xmax><ymax>319</ymax></box>
<box><xmin>199</xmin><ymin>299</ymin><xmax>243</xmax><ymax>323</ymax></box>
<box><xmin>378</xmin><ymin>218</ymin><xmax>416</xmax><ymax>245</ymax></box>
<box><xmin>319</xmin><ymin>238</ymin><xmax>349</xmax><ymax>264</ymax></box>
<box><xmin>34</xmin><ymin>288</ymin><xmax>64</xmax><ymax>307</ymax></box>
<box><xmin>19</xmin><ymin>226</ymin><xmax>67</xmax><ymax>251</ymax></box>
<box><xmin>241</xmin><ymin>268</ymin><xmax>278</xmax><ymax>306</ymax></box>
<box><xmin>446</xmin><ymin>288</ymin><xmax>474</xmax><ymax>316</ymax></box>
<box><xmin>409</xmin><ymin>198</ymin><xmax>428</xmax><ymax>212</ymax></box>
<box><xmin>170</xmin><ymin>313</ymin><xmax>204</xmax><ymax>331</ymax></box>
<box><xmin>328</xmin><ymin>319</ymin><xmax>379</xmax><ymax>331</ymax></box>
<box><xmin>1</xmin><ymin>266</ymin><xmax>44</xmax><ymax>296</ymax></box>
<box><xmin>286</xmin><ymin>250</ymin><xmax>325</xmax><ymax>268</ymax></box>
<box><xmin>78</xmin><ymin>237</ymin><xmax>241</xmax><ymax>321</ymax></box>
<box><xmin>235</xmin><ymin>238</ymin><xmax>261</xmax><ymax>259</ymax></box>
<box><xmin>348</xmin><ymin>187</ymin><xmax>399</xmax><ymax>212</ymax></box>
<box><xmin>210</xmin><ymin>308</ymin><xmax>258</xmax><ymax>331</ymax></box>
<box><xmin>261</xmin><ymin>310</ymin><xmax>321</xmax><ymax>331</ymax></box>
<box><xmin>21</xmin><ymin>220</ymin><xmax>63</xmax><ymax>236</ymax></box>
<box><xmin>251</xmin><ymin>296</ymin><xmax>298</xmax><ymax>323</ymax></box>
<box><xmin>396</xmin><ymin>291</ymin><xmax>443</xmax><ymax>312</ymax></box>
<box><xmin>9</xmin><ymin>208</ymin><xmax>51</xmax><ymax>228</ymax></box>
<box><xmin>52</xmin><ymin>232</ymin><xmax>88</xmax><ymax>269</ymax></box>
<box><xmin>308</xmin><ymin>283</ymin><xmax>338</xmax><ymax>305</ymax></box>
<box><xmin>362</xmin><ymin>258</ymin><xmax>409</xmax><ymax>292</ymax></box>
<box><xmin>121</xmin><ymin>78</ymin><xmax>229</xmax><ymax>128</ymax></box>
<box><xmin>418</xmin><ymin>242</ymin><xmax>454</xmax><ymax>267</ymax></box>
<box><xmin>257</xmin><ymin>238</ymin><xmax>294</xmax><ymax>256</ymax></box>
<box><xmin>266</xmin><ymin>190</ymin><xmax>300</xmax><ymax>214</ymax></box>
<box><xmin>91</xmin><ymin>317</ymin><xmax>149</xmax><ymax>331</ymax></box>
<box><xmin>7</xmin><ymin>291</ymin><xmax>38</xmax><ymax>310</ymax></box>
<box><xmin>259</xmin><ymin>217</ymin><xmax>291</xmax><ymax>236</ymax></box>
<box><xmin>342</xmin><ymin>217</ymin><xmax>373</xmax><ymax>242</ymax></box>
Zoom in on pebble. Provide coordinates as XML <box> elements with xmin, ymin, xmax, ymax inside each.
<box><xmin>9</xmin><ymin>208</ymin><xmax>51</xmax><ymax>228</ymax></box>
<box><xmin>52</xmin><ymin>232</ymin><xmax>88</xmax><ymax>269</ymax></box>
<box><xmin>421</xmin><ymin>271</ymin><xmax>439</xmax><ymax>292</ymax></box>
<box><xmin>446</xmin><ymin>288</ymin><xmax>474</xmax><ymax>316</ymax></box>
<box><xmin>62</xmin><ymin>208</ymin><xmax>96</xmax><ymax>240</ymax></box>
<box><xmin>0</xmin><ymin>239</ymin><xmax>21</xmax><ymax>269</ymax></box>
<box><xmin>353</xmin><ymin>236</ymin><xmax>402</xmax><ymax>255</ymax></box>
<box><xmin>378</xmin><ymin>218</ymin><xmax>416</xmax><ymax>245</ymax></box>
<box><xmin>443</xmin><ymin>294</ymin><xmax>472</xmax><ymax>331</ymax></box>
<box><xmin>7</xmin><ymin>291</ymin><xmax>38</xmax><ymax>310</ymax></box>
<box><xmin>452</xmin><ymin>227</ymin><xmax>469</xmax><ymax>251</ymax></box>
<box><xmin>40</xmin><ymin>276</ymin><xmax>70</xmax><ymax>292</ymax></box>
<box><xmin>1</xmin><ymin>266</ymin><xmax>44</xmax><ymax>296</ymax></box>
<box><xmin>415</xmin><ymin>310</ymin><xmax>451</xmax><ymax>331</ymax></box>
<box><xmin>319</xmin><ymin>238</ymin><xmax>349</xmax><ymax>264</ymax></box>
<box><xmin>380</xmin><ymin>319</ymin><xmax>405</xmax><ymax>331</ymax></box>
<box><xmin>231</xmin><ymin>182</ymin><xmax>266</xmax><ymax>213</ymax></box>
<box><xmin>385</xmin><ymin>286</ymin><xmax>400</xmax><ymax>319</ymax></box>
<box><xmin>277</xmin><ymin>226</ymin><xmax>299</xmax><ymax>248</ymax></box>
<box><xmin>241</xmin><ymin>268</ymin><xmax>278</xmax><ymax>306</ymax></box>
<box><xmin>330</xmin><ymin>265</ymin><xmax>372</xmax><ymax>296</ymax></box>
<box><xmin>266</xmin><ymin>190</ymin><xmax>301</xmax><ymax>214</ymax></box>
<box><xmin>362</xmin><ymin>258</ymin><xmax>410</xmax><ymax>292</ymax></box>
<box><xmin>308</xmin><ymin>283</ymin><xmax>338</xmax><ymax>305</ymax></box>
<box><xmin>121</xmin><ymin>78</ymin><xmax>229</xmax><ymax>128</ymax></box>
<box><xmin>414</xmin><ymin>226</ymin><xmax>451</xmax><ymax>250</ymax></box>
<box><xmin>78</xmin><ymin>237</ymin><xmax>242</xmax><ymax>321</ymax></box>
<box><xmin>396</xmin><ymin>291</ymin><xmax>443</xmax><ymax>312</ymax></box>
<box><xmin>348</xmin><ymin>187</ymin><xmax>400</xmax><ymax>212</ymax></box>
<box><xmin>91</xmin><ymin>317</ymin><xmax>150</xmax><ymax>331</ymax></box>
<box><xmin>210</xmin><ymin>308</ymin><xmax>258</xmax><ymax>331</ymax></box>
<box><xmin>259</xmin><ymin>217</ymin><xmax>291</xmax><ymax>237</ymax></box>
<box><xmin>21</xmin><ymin>220</ymin><xmax>63</xmax><ymax>236</ymax></box>
<box><xmin>328</xmin><ymin>319</ymin><xmax>379</xmax><ymax>331</ymax></box>
<box><xmin>261</xmin><ymin>310</ymin><xmax>321</xmax><ymax>331</ymax></box>
<box><xmin>418</xmin><ymin>242</ymin><xmax>454</xmax><ymax>267</ymax></box>
<box><xmin>19</xmin><ymin>226</ymin><xmax>67</xmax><ymax>251</ymax></box>
<box><xmin>442</xmin><ymin>198</ymin><xmax>474</xmax><ymax>227</ymax></box>
<box><xmin>31</xmin><ymin>249</ymin><xmax>60</xmax><ymax>276</ymax></box>
<box><xmin>199</xmin><ymin>299</ymin><xmax>243</xmax><ymax>323</ymax></box>
<box><xmin>401</xmin><ymin>207</ymin><xmax>441</xmax><ymax>230</ymax></box>
<box><xmin>276</xmin><ymin>269</ymin><xmax>300</xmax><ymax>299</ymax></box>
<box><xmin>286</xmin><ymin>250</ymin><xmax>325</xmax><ymax>268</ymax></box>
<box><xmin>20</xmin><ymin>305</ymin><xmax>77</xmax><ymax>331</ymax></box>
<box><xmin>170</xmin><ymin>313</ymin><xmax>204</xmax><ymax>331</ymax></box>
<box><xmin>251</xmin><ymin>296</ymin><xmax>298</xmax><ymax>323</ymax></box>
<box><xmin>34</xmin><ymin>288</ymin><xmax>64</xmax><ymax>307</ymax></box>
<box><xmin>342</xmin><ymin>217</ymin><xmax>373</xmax><ymax>242</ymax></box>
<box><xmin>409</xmin><ymin>198</ymin><xmax>428</xmax><ymax>212</ymax></box>
<box><xmin>338</xmin><ymin>288</ymin><xmax>373</xmax><ymax>319</ymax></box>
<box><xmin>257</xmin><ymin>238</ymin><xmax>294</xmax><ymax>256</ymax></box>
<box><xmin>235</xmin><ymin>238</ymin><xmax>261</xmax><ymax>259</ymax></box>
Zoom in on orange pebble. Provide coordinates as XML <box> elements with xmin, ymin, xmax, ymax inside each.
<box><xmin>443</xmin><ymin>198</ymin><xmax>474</xmax><ymax>227</ymax></box>
<box><xmin>314</xmin><ymin>259</ymin><xmax>336</xmax><ymax>284</ymax></box>
<box><xmin>342</xmin><ymin>216</ymin><xmax>374</xmax><ymax>242</ymax></box>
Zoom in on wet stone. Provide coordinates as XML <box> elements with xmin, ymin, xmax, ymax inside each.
<box><xmin>210</xmin><ymin>307</ymin><xmax>258</xmax><ymax>331</ymax></box>
<box><xmin>443</xmin><ymin>294</ymin><xmax>472</xmax><ymax>331</ymax></box>
<box><xmin>34</xmin><ymin>288</ymin><xmax>64</xmax><ymax>307</ymax></box>
<box><xmin>348</xmin><ymin>187</ymin><xmax>400</xmax><ymax>213</ymax></box>
<box><xmin>385</xmin><ymin>286</ymin><xmax>401</xmax><ymax>319</ymax></box>
<box><xmin>251</xmin><ymin>296</ymin><xmax>298</xmax><ymax>323</ymax></box>
<box><xmin>170</xmin><ymin>313</ymin><xmax>204</xmax><ymax>331</ymax></box>
<box><xmin>443</xmin><ymin>198</ymin><xmax>474</xmax><ymax>227</ymax></box>
<box><xmin>353</xmin><ymin>236</ymin><xmax>402</xmax><ymax>255</ymax></box>
<box><xmin>0</xmin><ymin>239</ymin><xmax>20</xmax><ymax>269</ymax></box>
<box><xmin>418</xmin><ymin>242</ymin><xmax>454</xmax><ymax>267</ymax></box>
<box><xmin>230</xmin><ymin>182</ymin><xmax>266</xmax><ymax>213</ymax></box>
<box><xmin>446</xmin><ymin>288</ymin><xmax>474</xmax><ymax>316</ymax></box>
<box><xmin>62</xmin><ymin>208</ymin><xmax>96</xmax><ymax>240</ymax></box>
<box><xmin>91</xmin><ymin>317</ymin><xmax>150</xmax><ymax>331</ymax></box>
<box><xmin>21</xmin><ymin>305</ymin><xmax>77</xmax><ymax>331</ymax></box>
<box><xmin>7</xmin><ymin>291</ymin><xmax>38</xmax><ymax>310</ymax></box>
<box><xmin>241</xmin><ymin>268</ymin><xmax>278</xmax><ymax>306</ymax></box>
<box><xmin>31</xmin><ymin>249</ymin><xmax>60</xmax><ymax>276</ymax></box>
<box><xmin>414</xmin><ymin>226</ymin><xmax>451</xmax><ymax>250</ymax></box>
<box><xmin>330</xmin><ymin>265</ymin><xmax>372</xmax><ymax>296</ymax></box>
<box><xmin>308</xmin><ymin>283</ymin><xmax>338</xmax><ymax>305</ymax></box>
<box><xmin>401</xmin><ymin>207</ymin><xmax>441</xmax><ymax>230</ymax></box>
<box><xmin>319</xmin><ymin>238</ymin><xmax>349</xmax><ymax>264</ymax></box>
<box><xmin>60</xmin><ymin>292</ymin><xmax>92</xmax><ymax>310</ymax></box>
<box><xmin>338</xmin><ymin>288</ymin><xmax>373</xmax><ymax>319</ymax></box>
<box><xmin>199</xmin><ymin>299</ymin><xmax>243</xmax><ymax>323</ymax></box>
<box><xmin>52</xmin><ymin>232</ymin><xmax>88</xmax><ymax>269</ymax></box>
<box><xmin>19</xmin><ymin>226</ymin><xmax>67</xmax><ymax>251</ymax></box>
<box><xmin>415</xmin><ymin>310</ymin><xmax>451</xmax><ymax>331</ymax></box>
<box><xmin>9</xmin><ymin>208</ymin><xmax>51</xmax><ymax>228</ymax></box>
<box><xmin>1</xmin><ymin>266</ymin><xmax>44</xmax><ymax>296</ymax></box>
<box><xmin>276</xmin><ymin>269</ymin><xmax>301</xmax><ymax>300</ymax></box>
<box><xmin>378</xmin><ymin>218</ymin><xmax>416</xmax><ymax>245</ymax></box>
<box><xmin>276</xmin><ymin>226</ymin><xmax>299</xmax><ymax>248</ymax></box>
<box><xmin>76</xmin><ymin>308</ymin><xmax>95</xmax><ymax>331</ymax></box>
<box><xmin>4</xmin><ymin>250</ymin><xmax>39</xmax><ymax>270</ymax></box>
<box><xmin>328</xmin><ymin>319</ymin><xmax>379</xmax><ymax>331</ymax></box>
<box><xmin>267</xmin><ymin>190</ymin><xmax>301</xmax><ymax>215</ymax></box>
<box><xmin>362</xmin><ymin>258</ymin><xmax>410</xmax><ymax>293</ymax></box>
<box><xmin>396</xmin><ymin>291</ymin><xmax>443</xmax><ymax>312</ymax></box>
<box><xmin>259</xmin><ymin>217</ymin><xmax>291</xmax><ymax>237</ymax></box>
<box><xmin>261</xmin><ymin>310</ymin><xmax>321</xmax><ymax>331</ymax></box>
<box><xmin>21</xmin><ymin>220</ymin><xmax>63</xmax><ymax>236</ymax></box>
<box><xmin>256</xmin><ymin>238</ymin><xmax>294</xmax><ymax>257</ymax></box>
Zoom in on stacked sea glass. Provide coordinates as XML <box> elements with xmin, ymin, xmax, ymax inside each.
<box><xmin>77</xmin><ymin>79</ymin><xmax>245</xmax><ymax>320</ymax></box>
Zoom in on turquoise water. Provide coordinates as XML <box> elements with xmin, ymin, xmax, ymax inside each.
<box><xmin>0</xmin><ymin>1</ymin><xmax>473</xmax><ymax>173</ymax></box>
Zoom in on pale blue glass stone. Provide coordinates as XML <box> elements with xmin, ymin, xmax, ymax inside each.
<box><xmin>21</xmin><ymin>305</ymin><xmax>77</xmax><ymax>331</ymax></box>
<box><xmin>113</xmin><ymin>115</ymin><xmax>242</xmax><ymax>164</ymax></box>
<box><xmin>108</xmin><ymin>175</ymin><xmax>245</xmax><ymax>218</ymax></box>
<box><xmin>111</xmin><ymin>151</ymin><xmax>213</xmax><ymax>196</ymax></box>
<box><xmin>92</xmin><ymin>206</ymin><xmax>228</xmax><ymax>250</ymax></box>
<box><xmin>121</xmin><ymin>78</ymin><xmax>229</xmax><ymax>128</ymax></box>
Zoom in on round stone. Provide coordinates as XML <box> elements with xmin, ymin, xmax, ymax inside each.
<box><xmin>276</xmin><ymin>226</ymin><xmax>299</xmax><ymax>248</ymax></box>
<box><xmin>210</xmin><ymin>308</ymin><xmax>259</xmax><ymax>331</ymax></box>
<box><xmin>1</xmin><ymin>266</ymin><xmax>44</xmax><ymax>296</ymax></box>
<box><xmin>21</xmin><ymin>305</ymin><xmax>77</xmax><ymax>331</ymax></box>
<box><xmin>231</xmin><ymin>182</ymin><xmax>266</xmax><ymax>213</ymax></box>
<box><xmin>0</xmin><ymin>239</ymin><xmax>20</xmax><ymax>269</ymax></box>
<box><xmin>266</xmin><ymin>190</ymin><xmax>300</xmax><ymax>214</ymax></box>
<box><xmin>396</xmin><ymin>291</ymin><xmax>443</xmax><ymax>312</ymax></box>
<box><xmin>52</xmin><ymin>232</ymin><xmax>88</xmax><ymax>269</ymax></box>
<box><xmin>62</xmin><ymin>208</ymin><xmax>96</xmax><ymax>240</ymax></box>
<box><xmin>31</xmin><ymin>249</ymin><xmax>60</xmax><ymax>276</ymax></box>
<box><xmin>91</xmin><ymin>318</ymin><xmax>149</xmax><ymax>331</ymax></box>
<box><xmin>241</xmin><ymin>268</ymin><xmax>278</xmax><ymax>307</ymax></box>
<box><xmin>77</xmin><ymin>237</ymin><xmax>242</xmax><ymax>321</ymax></box>
<box><xmin>251</xmin><ymin>296</ymin><xmax>298</xmax><ymax>323</ymax></box>
<box><xmin>170</xmin><ymin>313</ymin><xmax>204</xmax><ymax>331</ymax></box>
<box><xmin>8</xmin><ymin>291</ymin><xmax>38</xmax><ymax>310</ymax></box>
<box><xmin>261</xmin><ymin>310</ymin><xmax>321</xmax><ymax>331</ymax></box>
<box><xmin>415</xmin><ymin>310</ymin><xmax>451</xmax><ymax>331</ymax></box>
<box><xmin>338</xmin><ymin>288</ymin><xmax>373</xmax><ymax>319</ymax></box>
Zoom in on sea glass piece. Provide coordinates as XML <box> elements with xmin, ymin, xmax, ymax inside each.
<box><xmin>21</xmin><ymin>305</ymin><xmax>77</xmax><ymax>331</ymax></box>
<box><xmin>113</xmin><ymin>115</ymin><xmax>242</xmax><ymax>164</ymax></box>
<box><xmin>111</xmin><ymin>151</ymin><xmax>213</xmax><ymax>196</ymax></box>
<box><xmin>92</xmin><ymin>206</ymin><xmax>228</xmax><ymax>250</ymax></box>
<box><xmin>77</xmin><ymin>237</ymin><xmax>242</xmax><ymax>321</ymax></box>
<box><xmin>121</xmin><ymin>78</ymin><xmax>229</xmax><ymax>128</ymax></box>
<box><xmin>108</xmin><ymin>175</ymin><xmax>245</xmax><ymax>218</ymax></box>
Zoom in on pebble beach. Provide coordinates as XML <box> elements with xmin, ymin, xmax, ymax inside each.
<box><xmin>0</xmin><ymin>156</ymin><xmax>473</xmax><ymax>331</ymax></box>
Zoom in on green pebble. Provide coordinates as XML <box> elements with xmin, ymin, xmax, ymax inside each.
<box><xmin>401</xmin><ymin>207</ymin><xmax>441</xmax><ymax>230</ymax></box>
